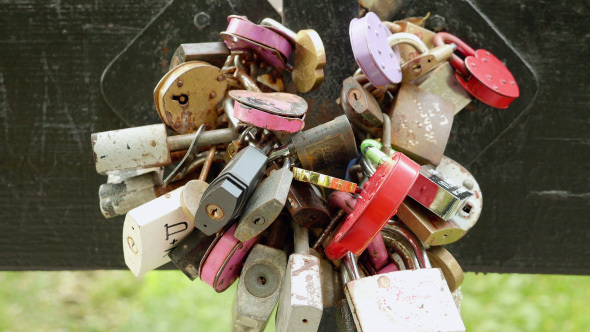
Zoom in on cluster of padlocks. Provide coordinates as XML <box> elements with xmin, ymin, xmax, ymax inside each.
<box><xmin>91</xmin><ymin>11</ymin><xmax>518</xmax><ymax>331</ymax></box>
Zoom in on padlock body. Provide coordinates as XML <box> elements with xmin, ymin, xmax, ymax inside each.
<box><xmin>275</xmin><ymin>253</ymin><xmax>323</xmax><ymax>332</ymax></box>
<box><xmin>285</xmin><ymin>181</ymin><xmax>331</xmax><ymax>228</ymax></box>
<box><xmin>397</xmin><ymin>199</ymin><xmax>465</xmax><ymax>246</ymax></box>
<box><xmin>345</xmin><ymin>268</ymin><xmax>465</xmax><ymax>331</ymax></box>
<box><xmin>340</xmin><ymin>77</ymin><xmax>383</xmax><ymax>136</ymax></box>
<box><xmin>388</xmin><ymin>83</ymin><xmax>455</xmax><ymax>165</ymax></box>
<box><xmin>168</xmin><ymin>229</ymin><xmax>216</xmax><ymax>280</ymax></box>
<box><xmin>122</xmin><ymin>187</ymin><xmax>193</xmax><ymax>277</ymax></box>
<box><xmin>92</xmin><ymin>124</ymin><xmax>170</xmax><ymax>174</ymax></box>
<box><xmin>169</xmin><ymin>42</ymin><xmax>230</xmax><ymax>70</ymax></box>
<box><xmin>291</xmin><ymin>115</ymin><xmax>358</xmax><ymax>178</ymax></box>
<box><xmin>414</xmin><ymin>62</ymin><xmax>471</xmax><ymax>115</ymax></box>
<box><xmin>99</xmin><ymin>171</ymin><xmax>159</xmax><ymax>218</ymax></box>
<box><xmin>232</xmin><ymin>244</ymin><xmax>287</xmax><ymax>331</ymax></box>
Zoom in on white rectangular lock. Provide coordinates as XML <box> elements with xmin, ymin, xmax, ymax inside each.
<box><xmin>275</xmin><ymin>223</ymin><xmax>323</xmax><ymax>332</ymax></box>
<box><xmin>345</xmin><ymin>268</ymin><xmax>465</xmax><ymax>332</ymax></box>
<box><xmin>123</xmin><ymin>186</ymin><xmax>194</xmax><ymax>277</ymax></box>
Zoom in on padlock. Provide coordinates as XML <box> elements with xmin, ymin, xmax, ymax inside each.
<box><xmin>427</xmin><ymin>246</ymin><xmax>464</xmax><ymax>293</ymax></box>
<box><xmin>224</xmin><ymin>127</ymin><xmax>253</xmax><ymax>164</ymax></box>
<box><xmin>154</xmin><ymin>61</ymin><xmax>227</xmax><ymax>134</ymax></box>
<box><xmin>292</xmin><ymin>167</ymin><xmax>357</xmax><ymax>194</ymax></box>
<box><xmin>231</xmin><ymin>215</ymin><xmax>288</xmax><ymax>332</ymax></box>
<box><xmin>167</xmin><ymin>229</ymin><xmax>217</xmax><ymax>281</ymax></box>
<box><xmin>194</xmin><ymin>145</ymin><xmax>268</xmax><ymax>235</ymax></box>
<box><xmin>396</xmin><ymin>199</ymin><xmax>466</xmax><ymax>246</ymax></box>
<box><xmin>342</xmin><ymin>250</ymin><xmax>465</xmax><ymax>331</ymax></box>
<box><xmin>434</xmin><ymin>156</ymin><xmax>483</xmax><ymax>234</ymax></box>
<box><xmin>200</xmin><ymin>223</ymin><xmax>260</xmax><ymax>292</ymax></box>
<box><xmin>222</xmin><ymin>16</ymin><xmax>291</xmax><ymax>69</ymax></box>
<box><xmin>230</xmin><ymin>90</ymin><xmax>307</xmax><ymax>134</ymax></box>
<box><xmin>169</xmin><ymin>42</ymin><xmax>231</xmax><ymax>70</ymax></box>
<box><xmin>285</xmin><ymin>180</ymin><xmax>331</xmax><ymax>228</ymax></box>
<box><xmin>325</xmin><ymin>143</ymin><xmax>420</xmax><ymax>260</ymax></box>
<box><xmin>234</xmin><ymin>159</ymin><xmax>293</xmax><ymax>242</ymax></box>
<box><xmin>380</xmin><ymin>225</ymin><xmax>419</xmax><ymax>271</ymax></box>
<box><xmin>332</xmin><ymin>263</ymin><xmax>358</xmax><ymax>332</ymax></box>
<box><xmin>349</xmin><ymin>12</ymin><xmax>400</xmax><ymax>87</ymax></box>
<box><xmin>92</xmin><ymin>124</ymin><xmax>237</xmax><ymax>174</ymax></box>
<box><xmin>123</xmin><ymin>186</ymin><xmax>195</xmax><ymax>277</ymax></box>
<box><xmin>288</xmin><ymin>114</ymin><xmax>358</xmax><ymax>178</ymax></box>
<box><xmin>413</xmin><ymin>62</ymin><xmax>472</xmax><ymax>115</ymax></box>
<box><xmin>407</xmin><ymin>164</ymin><xmax>474</xmax><ymax>221</ymax></box>
<box><xmin>339</xmin><ymin>76</ymin><xmax>383</xmax><ymax>136</ymax></box>
<box><xmin>387</xmin><ymin>82</ymin><xmax>455</xmax><ymax>165</ymax></box>
<box><xmin>433</xmin><ymin>32</ymin><xmax>519</xmax><ymax>109</ymax></box>
<box><xmin>98</xmin><ymin>170</ymin><xmax>161</xmax><ymax>218</ymax></box>
<box><xmin>275</xmin><ymin>222</ymin><xmax>323</xmax><ymax>332</ymax></box>
<box><xmin>232</xmin><ymin>54</ymin><xmax>263</xmax><ymax>92</ymax></box>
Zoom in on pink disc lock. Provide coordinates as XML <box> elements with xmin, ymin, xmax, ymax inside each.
<box><xmin>221</xmin><ymin>32</ymin><xmax>286</xmax><ymax>70</ymax></box>
<box><xmin>200</xmin><ymin>224</ymin><xmax>259</xmax><ymax>293</ymax></box>
<box><xmin>349</xmin><ymin>12</ymin><xmax>401</xmax><ymax>87</ymax></box>
<box><xmin>229</xmin><ymin>90</ymin><xmax>307</xmax><ymax>133</ymax></box>
<box><xmin>328</xmin><ymin>191</ymin><xmax>389</xmax><ymax>270</ymax></box>
<box><xmin>226</xmin><ymin>16</ymin><xmax>292</xmax><ymax>59</ymax></box>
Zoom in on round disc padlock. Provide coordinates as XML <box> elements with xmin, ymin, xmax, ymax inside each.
<box><xmin>325</xmin><ymin>152</ymin><xmax>420</xmax><ymax>260</ymax></box>
<box><xmin>154</xmin><ymin>61</ymin><xmax>226</xmax><ymax>134</ymax></box>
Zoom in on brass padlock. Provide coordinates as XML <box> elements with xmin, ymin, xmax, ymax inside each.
<box><xmin>387</xmin><ymin>83</ymin><xmax>455</xmax><ymax>165</ymax></box>
<box><xmin>154</xmin><ymin>61</ymin><xmax>227</xmax><ymax>134</ymax></box>
<box><xmin>393</xmin><ymin>21</ymin><xmax>436</xmax><ymax>62</ymax></box>
<box><xmin>340</xmin><ymin>76</ymin><xmax>384</xmax><ymax>136</ymax></box>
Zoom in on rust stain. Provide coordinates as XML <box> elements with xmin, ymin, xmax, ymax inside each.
<box><xmin>150</xmin><ymin>140</ymin><xmax>156</xmax><ymax>147</ymax></box>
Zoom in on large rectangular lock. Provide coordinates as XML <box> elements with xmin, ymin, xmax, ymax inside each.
<box><xmin>194</xmin><ymin>146</ymin><xmax>268</xmax><ymax>235</ymax></box>
<box><xmin>345</xmin><ymin>268</ymin><xmax>465</xmax><ymax>331</ymax></box>
<box><xmin>235</xmin><ymin>162</ymin><xmax>293</xmax><ymax>242</ymax></box>
<box><xmin>407</xmin><ymin>165</ymin><xmax>473</xmax><ymax>221</ymax></box>
<box><xmin>122</xmin><ymin>186</ymin><xmax>193</xmax><ymax>277</ymax></box>
<box><xmin>413</xmin><ymin>62</ymin><xmax>472</xmax><ymax>115</ymax></box>
<box><xmin>388</xmin><ymin>83</ymin><xmax>455</xmax><ymax>165</ymax></box>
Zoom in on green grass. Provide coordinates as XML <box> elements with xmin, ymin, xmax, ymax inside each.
<box><xmin>0</xmin><ymin>271</ymin><xmax>588</xmax><ymax>331</ymax></box>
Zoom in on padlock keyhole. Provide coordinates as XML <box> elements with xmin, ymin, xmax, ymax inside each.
<box><xmin>462</xmin><ymin>202</ymin><xmax>473</xmax><ymax>214</ymax></box>
<box><xmin>172</xmin><ymin>94</ymin><xmax>189</xmax><ymax>105</ymax></box>
<box><xmin>257</xmin><ymin>276</ymin><xmax>267</xmax><ymax>286</ymax></box>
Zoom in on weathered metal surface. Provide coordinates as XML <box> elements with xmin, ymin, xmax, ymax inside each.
<box><xmin>169</xmin><ymin>42</ymin><xmax>231</xmax><ymax>70</ymax></box>
<box><xmin>154</xmin><ymin>61</ymin><xmax>226</xmax><ymax>134</ymax></box>
<box><xmin>99</xmin><ymin>171</ymin><xmax>159</xmax><ymax>218</ymax></box>
<box><xmin>92</xmin><ymin>124</ymin><xmax>171</xmax><ymax>174</ymax></box>
<box><xmin>340</xmin><ymin>76</ymin><xmax>383</xmax><ymax>135</ymax></box>
<box><xmin>293</xmin><ymin>29</ymin><xmax>326</xmax><ymax>93</ymax></box>
<box><xmin>221</xmin><ymin>31</ymin><xmax>286</xmax><ymax>70</ymax></box>
<box><xmin>168</xmin><ymin>228</ymin><xmax>216</xmax><ymax>280</ymax></box>
<box><xmin>344</xmin><ymin>269</ymin><xmax>465</xmax><ymax>331</ymax></box>
<box><xmin>225</xmin><ymin>15</ymin><xmax>292</xmax><ymax>59</ymax></box>
<box><xmin>388</xmin><ymin>83</ymin><xmax>455</xmax><ymax>166</ymax></box>
<box><xmin>413</xmin><ymin>62</ymin><xmax>472</xmax><ymax>115</ymax></box>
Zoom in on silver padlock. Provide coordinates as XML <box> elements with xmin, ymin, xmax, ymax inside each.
<box><xmin>98</xmin><ymin>169</ymin><xmax>162</xmax><ymax>218</ymax></box>
<box><xmin>231</xmin><ymin>215</ymin><xmax>288</xmax><ymax>332</ymax></box>
<box><xmin>92</xmin><ymin>124</ymin><xmax>237</xmax><ymax>174</ymax></box>
<box><xmin>275</xmin><ymin>222</ymin><xmax>323</xmax><ymax>332</ymax></box>
<box><xmin>343</xmin><ymin>242</ymin><xmax>465</xmax><ymax>331</ymax></box>
<box><xmin>123</xmin><ymin>185</ymin><xmax>199</xmax><ymax>277</ymax></box>
<box><xmin>234</xmin><ymin>159</ymin><xmax>293</xmax><ymax>242</ymax></box>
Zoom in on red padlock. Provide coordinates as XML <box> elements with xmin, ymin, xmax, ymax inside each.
<box><xmin>433</xmin><ymin>32</ymin><xmax>519</xmax><ymax>109</ymax></box>
<box><xmin>324</xmin><ymin>152</ymin><xmax>420</xmax><ymax>260</ymax></box>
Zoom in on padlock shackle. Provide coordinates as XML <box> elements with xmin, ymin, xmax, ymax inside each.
<box><xmin>387</xmin><ymin>32</ymin><xmax>429</xmax><ymax>54</ymax></box>
<box><xmin>433</xmin><ymin>32</ymin><xmax>476</xmax><ymax>77</ymax></box>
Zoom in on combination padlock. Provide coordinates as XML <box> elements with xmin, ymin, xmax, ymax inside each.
<box><xmin>343</xmin><ymin>250</ymin><xmax>465</xmax><ymax>331</ymax></box>
<box><xmin>433</xmin><ymin>32</ymin><xmax>519</xmax><ymax>109</ymax></box>
<box><xmin>234</xmin><ymin>159</ymin><xmax>293</xmax><ymax>242</ymax></box>
<box><xmin>92</xmin><ymin>124</ymin><xmax>237</xmax><ymax>174</ymax></box>
<box><xmin>231</xmin><ymin>214</ymin><xmax>288</xmax><ymax>332</ymax></box>
<box><xmin>229</xmin><ymin>90</ymin><xmax>307</xmax><ymax>134</ymax></box>
<box><xmin>275</xmin><ymin>221</ymin><xmax>323</xmax><ymax>332</ymax></box>
<box><xmin>324</xmin><ymin>142</ymin><xmax>420</xmax><ymax>260</ymax></box>
<box><xmin>199</xmin><ymin>223</ymin><xmax>259</xmax><ymax>292</ymax></box>
<box><xmin>154</xmin><ymin>61</ymin><xmax>227</xmax><ymax>134</ymax></box>
<box><xmin>194</xmin><ymin>145</ymin><xmax>268</xmax><ymax>235</ymax></box>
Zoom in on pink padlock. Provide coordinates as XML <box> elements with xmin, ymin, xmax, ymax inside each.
<box><xmin>200</xmin><ymin>224</ymin><xmax>260</xmax><ymax>292</ymax></box>
<box><xmin>349</xmin><ymin>12</ymin><xmax>401</xmax><ymax>87</ymax></box>
<box><xmin>229</xmin><ymin>90</ymin><xmax>307</xmax><ymax>133</ymax></box>
<box><xmin>221</xmin><ymin>32</ymin><xmax>286</xmax><ymax>70</ymax></box>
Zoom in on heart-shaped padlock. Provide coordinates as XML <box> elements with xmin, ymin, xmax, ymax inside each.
<box><xmin>433</xmin><ymin>32</ymin><xmax>519</xmax><ymax>109</ymax></box>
